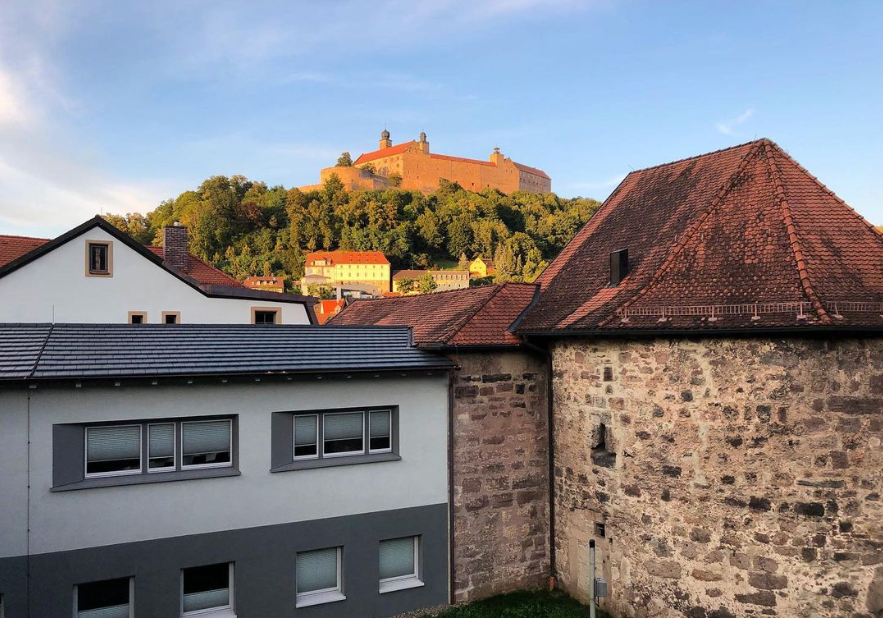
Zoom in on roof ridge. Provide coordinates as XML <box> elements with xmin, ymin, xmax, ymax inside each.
<box><xmin>436</xmin><ymin>284</ymin><xmax>508</xmax><ymax>344</ymax></box>
<box><xmin>597</xmin><ymin>140</ymin><xmax>767</xmax><ymax>328</ymax></box>
<box><xmin>624</xmin><ymin>139</ymin><xmax>765</xmax><ymax>176</ymax></box>
<box><xmin>0</xmin><ymin>234</ymin><xmax>50</xmax><ymax>241</ymax></box>
<box><xmin>762</xmin><ymin>142</ymin><xmax>830</xmax><ymax>324</ymax></box>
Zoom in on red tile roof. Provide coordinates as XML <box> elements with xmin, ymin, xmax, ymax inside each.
<box><xmin>0</xmin><ymin>235</ymin><xmax>49</xmax><ymax>266</ymax></box>
<box><xmin>145</xmin><ymin>247</ymin><xmax>243</xmax><ymax>287</ymax></box>
<box><xmin>519</xmin><ymin>139</ymin><xmax>883</xmax><ymax>333</ymax></box>
<box><xmin>330</xmin><ymin>283</ymin><xmax>538</xmax><ymax>347</ymax></box>
<box><xmin>428</xmin><ymin>153</ymin><xmax>494</xmax><ymax>167</ymax></box>
<box><xmin>513</xmin><ymin>162</ymin><xmax>551</xmax><ymax>180</ymax></box>
<box><xmin>354</xmin><ymin>141</ymin><xmax>417</xmax><ymax>165</ymax></box>
<box><xmin>315</xmin><ymin>299</ymin><xmax>346</xmax><ymax>325</ymax></box>
<box><xmin>305</xmin><ymin>250</ymin><xmax>390</xmax><ymax>266</ymax></box>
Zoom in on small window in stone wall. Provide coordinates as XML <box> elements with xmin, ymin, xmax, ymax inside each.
<box><xmin>591</xmin><ymin>423</ymin><xmax>616</xmax><ymax>468</ymax></box>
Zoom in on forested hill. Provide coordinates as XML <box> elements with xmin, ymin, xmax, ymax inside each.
<box><xmin>104</xmin><ymin>174</ymin><xmax>601</xmax><ymax>283</ymax></box>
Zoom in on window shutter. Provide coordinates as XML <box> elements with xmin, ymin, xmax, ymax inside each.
<box><xmin>182</xmin><ymin>421</ymin><xmax>230</xmax><ymax>454</ymax></box>
<box><xmin>87</xmin><ymin>426</ymin><xmax>141</xmax><ymax>462</ymax></box>
<box><xmin>294</xmin><ymin>416</ymin><xmax>318</xmax><ymax>446</ymax></box>
<box><xmin>379</xmin><ymin>537</ymin><xmax>416</xmax><ymax>580</ymax></box>
<box><xmin>182</xmin><ymin>588</ymin><xmax>229</xmax><ymax>613</ymax></box>
<box><xmin>297</xmin><ymin>548</ymin><xmax>339</xmax><ymax>594</ymax></box>
<box><xmin>369</xmin><ymin>411</ymin><xmax>390</xmax><ymax>437</ymax></box>
<box><xmin>77</xmin><ymin>605</ymin><xmax>131</xmax><ymax>618</ymax></box>
<box><xmin>323</xmin><ymin>413</ymin><xmax>363</xmax><ymax>441</ymax></box>
<box><xmin>148</xmin><ymin>424</ymin><xmax>174</xmax><ymax>458</ymax></box>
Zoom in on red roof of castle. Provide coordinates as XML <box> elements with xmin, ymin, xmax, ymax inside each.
<box><xmin>0</xmin><ymin>234</ymin><xmax>242</xmax><ymax>289</ymax></box>
<box><xmin>305</xmin><ymin>250</ymin><xmax>390</xmax><ymax>265</ymax></box>
<box><xmin>354</xmin><ymin>141</ymin><xmax>417</xmax><ymax>165</ymax></box>
<box><xmin>519</xmin><ymin>139</ymin><xmax>883</xmax><ymax>333</ymax></box>
<box><xmin>331</xmin><ymin>283</ymin><xmax>539</xmax><ymax>347</ymax></box>
<box><xmin>513</xmin><ymin>162</ymin><xmax>551</xmax><ymax>180</ymax></box>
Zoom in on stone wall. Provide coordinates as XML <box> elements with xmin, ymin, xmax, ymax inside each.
<box><xmin>551</xmin><ymin>336</ymin><xmax>883</xmax><ymax>618</ymax></box>
<box><xmin>450</xmin><ymin>350</ymin><xmax>550</xmax><ymax>602</ymax></box>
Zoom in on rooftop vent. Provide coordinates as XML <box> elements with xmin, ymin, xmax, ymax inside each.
<box><xmin>610</xmin><ymin>248</ymin><xmax>628</xmax><ymax>286</ymax></box>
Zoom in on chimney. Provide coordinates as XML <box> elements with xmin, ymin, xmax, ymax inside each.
<box><xmin>163</xmin><ymin>222</ymin><xmax>189</xmax><ymax>271</ymax></box>
<box><xmin>610</xmin><ymin>248</ymin><xmax>628</xmax><ymax>286</ymax></box>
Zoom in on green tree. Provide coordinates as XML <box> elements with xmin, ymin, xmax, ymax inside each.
<box><xmin>336</xmin><ymin>152</ymin><xmax>353</xmax><ymax>167</ymax></box>
<box><xmin>307</xmin><ymin>285</ymin><xmax>335</xmax><ymax>300</ymax></box>
<box><xmin>417</xmin><ymin>272</ymin><xmax>437</xmax><ymax>294</ymax></box>
<box><xmin>458</xmin><ymin>252</ymin><xmax>470</xmax><ymax>270</ymax></box>
<box><xmin>397</xmin><ymin>277</ymin><xmax>416</xmax><ymax>294</ymax></box>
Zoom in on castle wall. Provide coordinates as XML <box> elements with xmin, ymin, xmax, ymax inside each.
<box><xmin>551</xmin><ymin>336</ymin><xmax>883</xmax><ymax>618</ymax></box>
<box><xmin>450</xmin><ymin>350</ymin><xmax>551</xmax><ymax>603</ymax></box>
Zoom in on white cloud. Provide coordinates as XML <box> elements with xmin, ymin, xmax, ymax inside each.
<box><xmin>716</xmin><ymin>108</ymin><xmax>755</xmax><ymax>136</ymax></box>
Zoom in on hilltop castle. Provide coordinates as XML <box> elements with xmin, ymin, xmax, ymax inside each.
<box><xmin>299</xmin><ymin>130</ymin><xmax>551</xmax><ymax>194</ymax></box>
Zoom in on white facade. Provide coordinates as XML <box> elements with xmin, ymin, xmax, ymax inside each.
<box><xmin>0</xmin><ymin>227</ymin><xmax>312</xmax><ymax>324</ymax></box>
<box><xmin>0</xmin><ymin>375</ymin><xmax>449</xmax><ymax>557</ymax></box>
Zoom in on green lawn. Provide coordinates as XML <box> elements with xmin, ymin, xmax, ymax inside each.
<box><xmin>431</xmin><ymin>590</ymin><xmax>612</xmax><ymax>618</ymax></box>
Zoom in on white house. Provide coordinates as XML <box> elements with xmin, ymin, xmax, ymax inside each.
<box><xmin>0</xmin><ymin>217</ymin><xmax>317</xmax><ymax>325</ymax></box>
<box><xmin>0</xmin><ymin>323</ymin><xmax>453</xmax><ymax>618</ymax></box>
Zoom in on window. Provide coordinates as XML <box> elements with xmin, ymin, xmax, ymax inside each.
<box><xmin>163</xmin><ymin>312</ymin><xmax>181</xmax><ymax>324</ymax></box>
<box><xmin>323</xmin><ymin>412</ymin><xmax>364</xmax><ymax>457</ymax></box>
<box><xmin>148</xmin><ymin>423</ymin><xmax>176</xmax><ymax>472</ymax></box>
<box><xmin>75</xmin><ymin>577</ymin><xmax>132</xmax><ymax>618</ymax></box>
<box><xmin>85</xmin><ymin>425</ymin><xmax>142</xmax><ymax>478</ymax></box>
<box><xmin>128</xmin><ymin>312</ymin><xmax>147</xmax><ymax>324</ymax></box>
<box><xmin>293</xmin><ymin>415</ymin><xmax>318</xmax><ymax>460</ymax></box>
<box><xmin>296</xmin><ymin>547</ymin><xmax>344</xmax><ymax>608</ymax></box>
<box><xmin>251</xmin><ymin>308</ymin><xmax>279</xmax><ymax>325</ymax></box>
<box><xmin>86</xmin><ymin>241</ymin><xmax>112</xmax><ymax>277</ymax></box>
<box><xmin>379</xmin><ymin>536</ymin><xmax>422</xmax><ymax>593</ymax></box>
<box><xmin>369</xmin><ymin>410</ymin><xmax>392</xmax><ymax>453</ymax></box>
<box><xmin>182</xmin><ymin>563</ymin><xmax>233</xmax><ymax>617</ymax></box>
<box><xmin>182</xmin><ymin>420</ymin><xmax>232</xmax><ymax>469</ymax></box>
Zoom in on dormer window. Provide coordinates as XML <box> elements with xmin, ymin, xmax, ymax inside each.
<box><xmin>610</xmin><ymin>248</ymin><xmax>629</xmax><ymax>286</ymax></box>
<box><xmin>86</xmin><ymin>241</ymin><xmax>112</xmax><ymax>277</ymax></box>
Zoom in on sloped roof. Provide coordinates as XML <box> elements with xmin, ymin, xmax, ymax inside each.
<box><xmin>330</xmin><ymin>283</ymin><xmax>538</xmax><ymax>347</ymax></box>
<box><xmin>519</xmin><ymin>139</ymin><xmax>883</xmax><ymax>333</ymax></box>
<box><xmin>513</xmin><ymin>162</ymin><xmax>551</xmax><ymax>180</ymax></box>
<box><xmin>0</xmin><ymin>323</ymin><xmax>453</xmax><ymax>383</ymax></box>
<box><xmin>145</xmin><ymin>246</ymin><xmax>243</xmax><ymax>287</ymax></box>
<box><xmin>306</xmin><ymin>250</ymin><xmax>390</xmax><ymax>265</ymax></box>
<box><xmin>0</xmin><ymin>234</ymin><xmax>49</xmax><ymax>266</ymax></box>
<box><xmin>354</xmin><ymin>141</ymin><xmax>417</xmax><ymax>165</ymax></box>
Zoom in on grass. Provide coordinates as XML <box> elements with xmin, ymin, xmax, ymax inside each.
<box><xmin>431</xmin><ymin>590</ymin><xmax>613</xmax><ymax>618</ymax></box>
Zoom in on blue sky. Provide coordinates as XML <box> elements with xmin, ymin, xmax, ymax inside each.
<box><xmin>0</xmin><ymin>0</ymin><xmax>881</xmax><ymax>237</ymax></box>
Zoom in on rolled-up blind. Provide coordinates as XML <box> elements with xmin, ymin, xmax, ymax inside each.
<box><xmin>87</xmin><ymin>426</ymin><xmax>141</xmax><ymax>462</ymax></box>
<box><xmin>370</xmin><ymin>411</ymin><xmax>390</xmax><ymax>437</ymax></box>
<box><xmin>78</xmin><ymin>605</ymin><xmax>130</xmax><ymax>618</ymax></box>
<box><xmin>183</xmin><ymin>588</ymin><xmax>229</xmax><ymax>613</ymax></box>
<box><xmin>380</xmin><ymin>537</ymin><xmax>416</xmax><ymax>580</ymax></box>
<box><xmin>323</xmin><ymin>413</ymin><xmax>363</xmax><ymax>441</ymax></box>
<box><xmin>294</xmin><ymin>416</ymin><xmax>318</xmax><ymax>446</ymax></box>
<box><xmin>297</xmin><ymin>548</ymin><xmax>339</xmax><ymax>594</ymax></box>
<box><xmin>182</xmin><ymin>421</ymin><xmax>230</xmax><ymax>454</ymax></box>
<box><xmin>148</xmin><ymin>424</ymin><xmax>175</xmax><ymax>458</ymax></box>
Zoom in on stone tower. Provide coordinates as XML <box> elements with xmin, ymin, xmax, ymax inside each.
<box><xmin>490</xmin><ymin>146</ymin><xmax>504</xmax><ymax>165</ymax></box>
<box><xmin>379</xmin><ymin>129</ymin><xmax>392</xmax><ymax>149</ymax></box>
<box><xmin>418</xmin><ymin>131</ymin><xmax>430</xmax><ymax>154</ymax></box>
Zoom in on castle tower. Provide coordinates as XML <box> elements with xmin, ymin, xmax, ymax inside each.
<box><xmin>379</xmin><ymin>129</ymin><xmax>392</xmax><ymax>149</ymax></box>
<box><xmin>418</xmin><ymin>131</ymin><xmax>430</xmax><ymax>154</ymax></box>
<box><xmin>490</xmin><ymin>146</ymin><xmax>504</xmax><ymax>165</ymax></box>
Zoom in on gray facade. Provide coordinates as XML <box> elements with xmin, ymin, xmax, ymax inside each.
<box><xmin>0</xmin><ymin>504</ymin><xmax>448</xmax><ymax>618</ymax></box>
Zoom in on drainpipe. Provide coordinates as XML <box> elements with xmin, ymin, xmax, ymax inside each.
<box><xmin>520</xmin><ymin>338</ymin><xmax>556</xmax><ymax>589</ymax></box>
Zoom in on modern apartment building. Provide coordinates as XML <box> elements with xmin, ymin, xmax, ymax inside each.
<box><xmin>0</xmin><ymin>217</ymin><xmax>316</xmax><ymax>324</ymax></box>
<box><xmin>0</xmin><ymin>324</ymin><xmax>453</xmax><ymax>618</ymax></box>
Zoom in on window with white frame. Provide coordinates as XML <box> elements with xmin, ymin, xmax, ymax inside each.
<box><xmin>148</xmin><ymin>423</ymin><xmax>176</xmax><ymax>472</ymax></box>
<box><xmin>182</xmin><ymin>563</ymin><xmax>234</xmax><ymax>617</ymax></box>
<box><xmin>296</xmin><ymin>547</ymin><xmax>344</xmax><ymax>608</ymax></box>
<box><xmin>181</xmin><ymin>420</ymin><xmax>232</xmax><ymax>469</ymax></box>
<box><xmin>85</xmin><ymin>425</ymin><xmax>142</xmax><ymax>478</ymax></box>
<box><xmin>379</xmin><ymin>536</ymin><xmax>423</xmax><ymax>593</ymax></box>
<box><xmin>368</xmin><ymin>410</ymin><xmax>392</xmax><ymax>453</ymax></box>
<box><xmin>323</xmin><ymin>412</ymin><xmax>364</xmax><ymax>456</ymax></box>
<box><xmin>75</xmin><ymin>577</ymin><xmax>133</xmax><ymax>618</ymax></box>
<box><xmin>293</xmin><ymin>414</ymin><xmax>318</xmax><ymax>460</ymax></box>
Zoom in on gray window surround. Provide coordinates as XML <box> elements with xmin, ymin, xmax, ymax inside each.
<box><xmin>270</xmin><ymin>406</ymin><xmax>400</xmax><ymax>473</ymax></box>
<box><xmin>52</xmin><ymin>415</ymin><xmax>238</xmax><ymax>492</ymax></box>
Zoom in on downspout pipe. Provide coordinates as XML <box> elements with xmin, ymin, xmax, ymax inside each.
<box><xmin>520</xmin><ymin>337</ymin><xmax>556</xmax><ymax>588</ymax></box>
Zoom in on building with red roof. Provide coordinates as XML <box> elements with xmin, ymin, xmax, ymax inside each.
<box><xmin>303</xmin><ymin>249</ymin><xmax>391</xmax><ymax>294</ymax></box>
<box><xmin>299</xmin><ymin>130</ymin><xmax>551</xmax><ymax>195</ymax></box>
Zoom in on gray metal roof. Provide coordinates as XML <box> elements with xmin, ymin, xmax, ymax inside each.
<box><xmin>0</xmin><ymin>324</ymin><xmax>454</xmax><ymax>382</ymax></box>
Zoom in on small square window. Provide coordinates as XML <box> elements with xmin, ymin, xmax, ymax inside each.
<box><xmin>85</xmin><ymin>425</ymin><xmax>142</xmax><ymax>478</ymax></box>
<box><xmin>128</xmin><ymin>312</ymin><xmax>147</xmax><ymax>325</ymax></box>
<box><xmin>86</xmin><ymin>242</ymin><xmax>112</xmax><ymax>276</ymax></box>
<box><xmin>296</xmin><ymin>547</ymin><xmax>344</xmax><ymax>607</ymax></box>
<box><xmin>252</xmin><ymin>308</ymin><xmax>279</xmax><ymax>325</ymax></box>
<box><xmin>379</xmin><ymin>536</ymin><xmax>422</xmax><ymax>594</ymax></box>
<box><xmin>182</xmin><ymin>563</ymin><xmax>233</xmax><ymax>616</ymax></box>
<box><xmin>181</xmin><ymin>420</ymin><xmax>232</xmax><ymax>469</ymax></box>
<box><xmin>163</xmin><ymin>312</ymin><xmax>180</xmax><ymax>325</ymax></box>
<box><xmin>293</xmin><ymin>415</ymin><xmax>318</xmax><ymax>460</ymax></box>
<box><xmin>323</xmin><ymin>412</ymin><xmax>364</xmax><ymax>457</ymax></box>
<box><xmin>148</xmin><ymin>423</ymin><xmax>176</xmax><ymax>472</ymax></box>
<box><xmin>76</xmin><ymin>577</ymin><xmax>132</xmax><ymax>618</ymax></box>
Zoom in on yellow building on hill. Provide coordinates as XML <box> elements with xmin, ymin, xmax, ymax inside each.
<box><xmin>468</xmin><ymin>257</ymin><xmax>494</xmax><ymax>279</ymax></box>
<box><xmin>302</xmin><ymin>250</ymin><xmax>391</xmax><ymax>295</ymax></box>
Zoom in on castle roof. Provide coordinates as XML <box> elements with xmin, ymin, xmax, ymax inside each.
<box><xmin>518</xmin><ymin>139</ymin><xmax>883</xmax><ymax>334</ymax></box>
<box><xmin>354</xmin><ymin>141</ymin><xmax>417</xmax><ymax>165</ymax></box>
<box><xmin>331</xmin><ymin>283</ymin><xmax>539</xmax><ymax>347</ymax></box>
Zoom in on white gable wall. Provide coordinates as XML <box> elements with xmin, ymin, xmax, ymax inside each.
<box><xmin>0</xmin><ymin>228</ymin><xmax>311</xmax><ymax>324</ymax></box>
